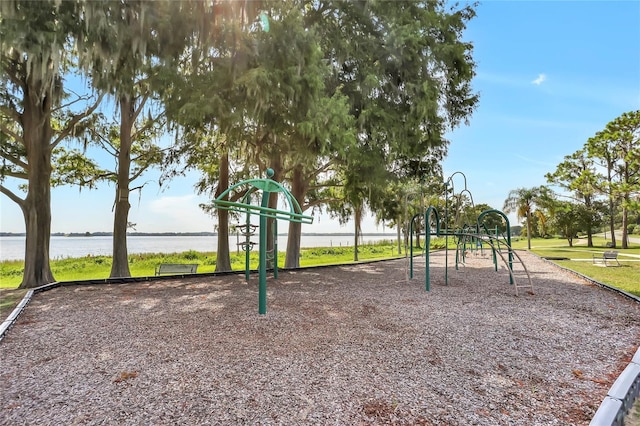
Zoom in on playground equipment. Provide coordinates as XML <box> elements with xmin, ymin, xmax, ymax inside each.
<box><xmin>407</xmin><ymin>172</ymin><xmax>533</xmax><ymax>296</ymax></box>
<box><xmin>211</xmin><ymin>169</ymin><xmax>313</xmax><ymax>314</ymax></box>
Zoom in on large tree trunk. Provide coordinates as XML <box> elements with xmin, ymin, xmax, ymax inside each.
<box><xmin>20</xmin><ymin>86</ymin><xmax>55</xmax><ymax>288</ymax></box>
<box><xmin>621</xmin><ymin>162</ymin><xmax>631</xmax><ymax>249</ymax></box>
<box><xmin>397</xmin><ymin>216</ymin><xmax>402</xmax><ymax>256</ymax></box>
<box><xmin>585</xmin><ymin>198</ymin><xmax>593</xmax><ymax>248</ymax></box>
<box><xmin>215</xmin><ymin>151</ymin><xmax>232</xmax><ymax>271</ymax></box>
<box><xmin>266</xmin><ymin>155</ymin><xmax>283</xmax><ymax>269</ymax></box>
<box><xmin>526</xmin><ymin>210</ymin><xmax>532</xmax><ymax>250</ymax></box>
<box><xmin>621</xmin><ymin>201</ymin><xmax>629</xmax><ymax>249</ymax></box>
<box><xmin>285</xmin><ymin>165</ymin><xmax>307</xmax><ymax>268</ymax></box>
<box><xmin>353</xmin><ymin>205</ymin><xmax>362</xmax><ymax>262</ymax></box>
<box><xmin>110</xmin><ymin>96</ymin><xmax>133</xmax><ymax>278</ymax></box>
<box><xmin>606</xmin><ymin>163</ymin><xmax>617</xmax><ymax>248</ymax></box>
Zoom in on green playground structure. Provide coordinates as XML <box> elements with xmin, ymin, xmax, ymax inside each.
<box><xmin>407</xmin><ymin>172</ymin><xmax>533</xmax><ymax>296</ymax></box>
<box><xmin>210</xmin><ymin>169</ymin><xmax>530</xmax><ymax>314</ymax></box>
<box><xmin>210</xmin><ymin>168</ymin><xmax>313</xmax><ymax>315</ymax></box>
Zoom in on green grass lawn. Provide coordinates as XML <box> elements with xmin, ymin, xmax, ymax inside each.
<box><xmin>511</xmin><ymin>237</ymin><xmax>640</xmax><ymax>297</ymax></box>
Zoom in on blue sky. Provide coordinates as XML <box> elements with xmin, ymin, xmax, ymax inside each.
<box><xmin>1</xmin><ymin>0</ymin><xmax>639</xmax><ymax>234</ymax></box>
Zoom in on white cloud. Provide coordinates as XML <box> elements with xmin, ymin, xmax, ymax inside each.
<box><xmin>531</xmin><ymin>73</ymin><xmax>547</xmax><ymax>85</ymax></box>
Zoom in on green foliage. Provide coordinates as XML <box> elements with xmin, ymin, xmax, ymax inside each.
<box><xmin>550</xmin><ymin>201</ymin><xmax>590</xmax><ymax>246</ymax></box>
<box><xmin>182</xmin><ymin>250</ymin><xmax>200</xmax><ymax>260</ymax></box>
<box><xmin>586</xmin><ymin>110</ymin><xmax>640</xmax><ymax>248</ymax></box>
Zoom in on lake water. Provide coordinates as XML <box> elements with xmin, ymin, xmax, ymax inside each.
<box><xmin>0</xmin><ymin>234</ymin><xmax>396</xmax><ymax>261</ymax></box>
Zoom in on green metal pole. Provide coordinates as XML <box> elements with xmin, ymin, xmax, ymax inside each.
<box><xmin>273</xmin><ymin>219</ymin><xmax>278</xmax><ymax>279</ymax></box>
<box><xmin>409</xmin><ymin>214</ymin><xmax>416</xmax><ymax>279</ymax></box>
<box><xmin>258</xmin><ymin>190</ymin><xmax>270</xmax><ymax>315</ymax></box>
<box><xmin>493</xmin><ymin>226</ymin><xmax>498</xmax><ymax>271</ymax></box>
<box><xmin>506</xmin><ymin>220</ymin><xmax>514</xmax><ymax>285</ymax></box>
<box><xmin>423</xmin><ymin>207</ymin><xmax>439</xmax><ymax>292</ymax></box>
<box><xmin>445</xmin><ymin>234</ymin><xmax>448</xmax><ymax>285</ymax></box>
<box><xmin>245</xmin><ymin>208</ymin><xmax>251</xmax><ymax>282</ymax></box>
<box><xmin>425</xmin><ymin>227</ymin><xmax>430</xmax><ymax>291</ymax></box>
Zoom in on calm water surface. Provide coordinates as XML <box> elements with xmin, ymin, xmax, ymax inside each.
<box><xmin>0</xmin><ymin>235</ymin><xmax>395</xmax><ymax>261</ymax></box>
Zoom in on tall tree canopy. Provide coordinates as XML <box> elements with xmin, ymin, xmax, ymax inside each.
<box><xmin>545</xmin><ymin>148</ymin><xmax>599</xmax><ymax>247</ymax></box>
<box><xmin>1</xmin><ymin>0</ymin><xmax>102</xmax><ymax>288</ymax></box>
<box><xmin>587</xmin><ymin>110</ymin><xmax>640</xmax><ymax>248</ymax></box>
<box><xmin>310</xmin><ymin>0</ymin><xmax>478</xmax><ymax>260</ymax></box>
<box><xmin>161</xmin><ymin>0</ymin><xmax>478</xmax><ymax>267</ymax></box>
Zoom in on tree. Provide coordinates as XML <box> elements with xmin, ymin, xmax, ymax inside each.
<box><xmin>161</xmin><ymin>0</ymin><xmax>478</xmax><ymax>269</ymax></box>
<box><xmin>74</xmin><ymin>1</ymin><xmax>200</xmax><ymax>277</ymax></box>
<box><xmin>469</xmin><ymin>203</ymin><xmax>505</xmax><ymax>233</ymax></box>
<box><xmin>1</xmin><ymin>1</ymin><xmax>102</xmax><ymax>288</ymax></box>
<box><xmin>588</xmin><ymin>110</ymin><xmax>640</xmax><ymax>249</ymax></box>
<box><xmin>503</xmin><ymin>187</ymin><xmax>545</xmax><ymax>250</ymax></box>
<box><xmin>162</xmin><ymin>1</ymin><xmax>355</xmax><ymax>269</ymax></box>
<box><xmin>550</xmin><ymin>201</ymin><xmax>586</xmax><ymax>247</ymax></box>
<box><xmin>159</xmin><ymin>2</ymin><xmax>292</xmax><ymax>271</ymax></box>
<box><xmin>587</xmin><ymin>131</ymin><xmax>618</xmax><ymax>247</ymax></box>
<box><xmin>605</xmin><ymin>111</ymin><xmax>639</xmax><ymax>248</ymax></box>
<box><xmin>313</xmin><ymin>0</ymin><xmax>478</xmax><ymax>259</ymax></box>
<box><xmin>335</xmin><ymin>144</ymin><xmax>393</xmax><ymax>261</ymax></box>
<box><xmin>545</xmin><ymin>148</ymin><xmax>599</xmax><ymax>246</ymax></box>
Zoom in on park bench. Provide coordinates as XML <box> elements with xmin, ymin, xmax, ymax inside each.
<box><xmin>592</xmin><ymin>251</ymin><xmax>620</xmax><ymax>267</ymax></box>
<box><xmin>155</xmin><ymin>263</ymin><xmax>199</xmax><ymax>276</ymax></box>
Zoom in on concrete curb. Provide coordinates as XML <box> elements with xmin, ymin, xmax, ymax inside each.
<box><xmin>590</xmin><ymin>349</ymin><xmax>640</xmax><ymax>425</ymax></box>
<box><xmin>0</xmin><ymin>289</ymin><xmax>34</xmax><ymax>341</ymax></box>
<box><xmin>0</xmin><ymin>281</ymin><xmax>62</xmax><ymax>342</ymax></box>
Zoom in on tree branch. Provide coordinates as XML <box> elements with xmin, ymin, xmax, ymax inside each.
<box><xmin>51</xmin><ymin>93</ymin><xmax>105</xmax><ymax>148</ymax></box>
<box><xmin>0</xmin><ymin>183</ymin><xmax>25</xmax><ymax>207</ymax></box>
<box><xmin>0</xmin><ymin>150</ymin><xmax>28</xmax><ymax>171</ymax></box>
<box><xmin>129</xmin><ymin>182</ymin><xmax>149</xmax><ymax>192</ymax></box>
<box><xmin>1</xmin><ymin>170</ymin><xmax>28</xmax><ymax>179</ymax></box>
<box><xmin>131</xmin><ymin>114</ymin><xmax>165</xmax><ymax>140</ymax></box>
<box><xmin>0</xmin><ymin>104</ymin><xmax>22</xmax><ymax>124</ymax></box>
<box><xmin>87</xmin><ymin>128</ymin><xmax>118</xmax><ymax>156</ymax></box>
<box><xmin>52</xmin><ymin>93</ymin><xmax>95</xmax><ymax>113</ymax></box>
<box><xmin>1</xmin><ymin>55</ymin><xmax>27</xmax><ymax>93</ymax></box>
<box><xmin>132</xmin><ymin>93</ymin><xmax>150</xmax><ymax>122</ymax></box>
<box><xmin>129</xmin><ymin>166</ymin><xmax>150</xmax><ymax>183</ymax></box>
<box><xmin>0</xmin><ymin>122</ymin><xmax>23</xmax><ymax>144</ymax></box>
<box><xmin>308</xmin><ymin>159</ymin><xmax>335</xmax><ymax>181</ymax></box>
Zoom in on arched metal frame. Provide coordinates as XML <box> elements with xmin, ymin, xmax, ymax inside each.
<box><xmin>210</xmin><ymin>169</ymin><xmax>313</xmax><ymax>315</ymax></box>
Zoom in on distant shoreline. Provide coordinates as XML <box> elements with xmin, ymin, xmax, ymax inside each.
<box><xmin>1</xmin><ymin>232</ymin><xmax>396</xmax><ymax>238</ymax></box>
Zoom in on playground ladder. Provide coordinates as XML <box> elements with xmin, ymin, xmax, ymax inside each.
<box><xmin>480</xmin><ymin>235</ymin><xmax>534</xmax><ymax>296</ymax></box>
